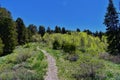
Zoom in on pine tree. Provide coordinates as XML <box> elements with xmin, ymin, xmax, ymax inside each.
<box><xmin>16</xmin><ymin>18</ymin><xmax>28</xmax><ymax>45</ymax></box>
<box><xmin>0</xmin><ymin>7</ymin><xmax>12</xmax><ymax>18</ymax></box>
<box><xmin>27</xmin><ymin>28</ymin><xmax>32</xmax><ymax>42</ymax></box>
<box><xmin>76</xmin><ymin>28</ymin><xmax>80</xmax><ymax>32</ymax></box>
<box><xmin>104</xmin><ymin>0</ymin><xmax>120</xmax><ymax>55</ymax></box>
<box><xmin>62</xmin><ymin>27</ymin><xmax>66</xmax><ymax>34</ymax></box>
<box><xmin>38</xmin><ymin>25</ymin><xmax>45</xmax><ymax>37</ymax></box>
<box><xmin>46</xmin><ymin>27</ymin><xmax>51</xmax><ymax>34</ymax></box>
<box><xmin>0</xmin><ymin>18</ymin><xmax>18</xmax><ymax>54</ymax></box>
<box><xmin>28</xmin><ymin>24</ymin><xmax>37</xmax><ymax>35</ymax></box>
<box><xmin>55</xmin><ymin>26</ymin><xmax>61</xmax><ymax>33</ymax></box>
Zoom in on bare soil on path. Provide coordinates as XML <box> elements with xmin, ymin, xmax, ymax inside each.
<box><xmin>41</xmin><ymin>49</ymin><xmax>59</xmax><ymax>80</ymax></box>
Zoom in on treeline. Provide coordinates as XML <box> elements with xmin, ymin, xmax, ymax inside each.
<box><xmin>33</xmin><ymin>25</ymin><xmax>105</xmax><ymax>40</ymax></box>
<box><xmin>0</xmin><ymin>7</ymin><xmax>105</xmax><ymax>56</ymax></box>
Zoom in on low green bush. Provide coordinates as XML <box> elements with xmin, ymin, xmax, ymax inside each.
<box><xmin>62</xmin><ymin>42</ymin><xmax>76</xmax><ymax>54</ymax></box>
<box><xmin>73</xmin><ymin>56</ymin><xmax>105</xmax><ymax>80</ymax></box>
<box><xmin>53</xmin><ymin>39</ymin><xmax>61</xmax><ymax>50</ymax></box>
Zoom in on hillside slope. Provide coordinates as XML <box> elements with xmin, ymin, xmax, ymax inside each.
<box><xmin>0</xmin><ymin>43</ymin><xmax>47</xmax><ymax>80</ymax></box>
<box><xmin>40</xmin><ymin>32</ymin><xmax>120</xmax><ymax>80</ymax></box>
<box><xmin>0</xmin><ymin>32</ymin><xmax>120</xmax><ymax>80</ymax></box>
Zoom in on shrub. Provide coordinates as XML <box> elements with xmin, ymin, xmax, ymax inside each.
<box><xmin>53</xmin><ymin>39</ymin><xmax>61</xmax><ymax>50</ymax></box>
<box><xmin>100</xmin><ymin>53</ymin><xmax>120</xmax><ymax>64</ymax></box>
<box><xmin>73</xmin><ymin>57</ymin><xmax>105</xmax><ymax>80</ymax></box>
<box><xmin>15</xmin><ymin>52</ymin><xmax>32</xmax><ymax>64</ymax></box>
<box><xmin>62</xmin><ymin>42</ymin><xmax>76</xmax><ymax>54</ymax></box>
<box><xmin>24</xmin><ymin>43</ymin><xmax>31</xmax><ymax>48</ymax></box>
<box><xmin>31</xmin><ymin>34</ymin><xmax>42</xmax><ymax>42</ymax></box>
<box><xmin>0</xmin><ymin>68</ymin><xmax>41</xmax><ymax>80</ymax></box>
<box><xmin>65</xmin><ymin>54</ymin><xmax>79</xmax><ymax>62</ymax></box>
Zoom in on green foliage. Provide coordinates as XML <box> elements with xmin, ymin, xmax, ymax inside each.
<box><xmin>83</xmin><ymin>29</ymin><xmax>93</xmax><ymax>35</ymax></box>
<box><xmin>44</xmin><ymin>47</ymin><xmax>120</xmax><ymax>80</ymax></box>
<box><xmin>73</xmin><ymin>55</ymin><xmax>105</xmax><ymax>80</ymax></box>
<box><xmin>46</xmin><ymin>27</ymin><xmax>51</xmax><ymax>34</ymax></box>
<box><xmin>53</xmin><ymin>39</ymin><xmax>61</xmax><ymax>50</ymax></box>
<box><xmin>0</xmin><ymin>38</ymin><xmax>4</xmax><ymax>56</ymax></box>
<box><xmin>62</xmin><ymin>42</ymin><xmax>76</xmax><ymax>54</ymax></box>
<box><xmin>0</xmin><ymin>7</ymin><xmax>18</xmax><ymax>54</ymax></box>
<box><xmin>104</xmin><ymin>0</ymin><xmax>120</xmax><ymax>55</ymax></box>
<box><xmin>16</xmin><ymin>18</ymin><xmax>29</xmax><ymax>45</ymax></box>
<box><xmin>0</xmin><ymin>7</ymin><xmax>12</xmax><ymax>18</ymax></box>
<box><xmin>0</xmin><ymin>17</ymin><xmax>18</xmax><ymax>54</ymax></box>
<box><xmin>27</xmin><ymin>28</ymin><xmax>32</xmax><ymax>42</ymax></box>
<box><xmin>28</xmin><ymin>24</ymin><xmax>38</xmax><ymax>35</ymax></box>
<box><xmin>54</xmin><ymin>26</ymin><xmax>61</xmax><ymax>33</ymax></box>
<box><xmin>31</xmin><ymin>33</ymin><xmax>42</xmax><ymax>42</ymax></box>
<box><xmin>38</xmin><ymin>25</ymin><xmax>45</xmax><ymax>37</ymax></box>
<box><xmin>62</xmin><ymin>27</ymin><xmax>66</xmax><ymax>34</ymax></box>
<box><xmin>0</xmin><ymin>43</ymin><xmax>47</xmax><ymax>80</ymax></box>
<box><xmin>40</xmin><ymin>32</ymin><xmax>119</xmax><ymax>80</ymax></box>
<box><xmin>76</xmin><ymin>28</ymin><xmax>80</xmax><ymax>32</ymax></box>
<box><xmin>44</xmin><ymin>32</ymin><xmax>106</xmax><ymax>54</ymax></box>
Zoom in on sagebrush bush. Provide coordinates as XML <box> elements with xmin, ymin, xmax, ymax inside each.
<box><xmin>73</xmin><ymin>56</ymin><xmax>105</xmax><ymax>80</ymax></box>
<box><xmin>15</xmin><ymin>53</ymin><xmax>32</xmax><ymax>64</ymax></box>
<box><xmin>100</xmin><ymin>53</ymin><xmax>120</xmax><ymax>64</ymax></box>
<box><xmin>0</xmin><ymin>43</ymin><xmax>47</xmax><ymax>80</ymax></box>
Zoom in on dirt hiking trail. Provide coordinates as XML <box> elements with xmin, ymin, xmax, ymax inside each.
<box><xmin>41</xmin><ymin>50</ymin><xmax>59</xmax><ymax>80</ymax></box>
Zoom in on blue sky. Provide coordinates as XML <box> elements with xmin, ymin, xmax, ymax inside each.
<box><xmin>1</xmin><ymin>0</ymin><xmax>120</xmax><ymax>32</ymax></box>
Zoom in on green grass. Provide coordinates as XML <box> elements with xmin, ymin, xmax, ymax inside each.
<box><xmin>44</xmin><ymin>48</ymin><xmax>75</xmax><ymax>80</ymax></box>
<box><xmin>41</xmin><ymin>46</ymin><xmax>120</xmax><ymax>80</ymax></box>
<box><xmin>0</xmin><ymin>43</ymin><xmax>47</xmax><ymax>80</ymax></box>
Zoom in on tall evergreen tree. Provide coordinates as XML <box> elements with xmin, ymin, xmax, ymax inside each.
<box><xmin>94</xmin><ymin>31</ymin><xmax>99</xmax><ymax>37</ymax></box>
<box><xmin>0</xmin><ymin>7</ymin><xmax>12</xmax><ymax>18</ymax></box>
<box><xmin>28</xmin><ymin>24</ymin><xmax>37</xmax><ymax>35</ymax></box>
<box><xmin>104</xmin><ymin>0</ymin><xmax>120</xmax><ymax>55</ymax></box>
<box><xmin>0</xmin><ymin>18</ymin><xmax>18</xmax><ymax>54</ymax></box>
<box><xmin>62</xmin><ymin>27</ymin><xmax>66</xmax><ymax>34</ymax></box>
<box><xmin>55</xmin><ymin>26</ymin><xmax>61</xmax><ymax>33</ymax></box>
<box><xmin>27</xmin><ymin>28</ymin><xmax>32</xmax><ymax>42</ymax></box>
<box><xmin>0</xmin><ymin>7</ymin><xmax>17</xmax><ymax>54</ymax></box>
<box><xmin>46</xmin><ymin>27</ymin><xmax>51</xmax><ymax>34</ymax></box>
<box><xmin>76</xmin><ymin>28</ymin><xmax>80</xmax><ymax>32</ymax></box>
<box><xmin>16</xmin><ymin>18</ymin><xmax>28</xmax><ymax>45</ymax></box>
<box><xmin>38</xmin><ymin>25</ymin><xmax>45</xmax><ymax>37</ymax></box>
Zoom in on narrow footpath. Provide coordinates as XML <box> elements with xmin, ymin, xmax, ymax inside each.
<box><xmin>41</xmin><ymin>50</ymin><xmax>59</xmax><ymax>80</ymax></box>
